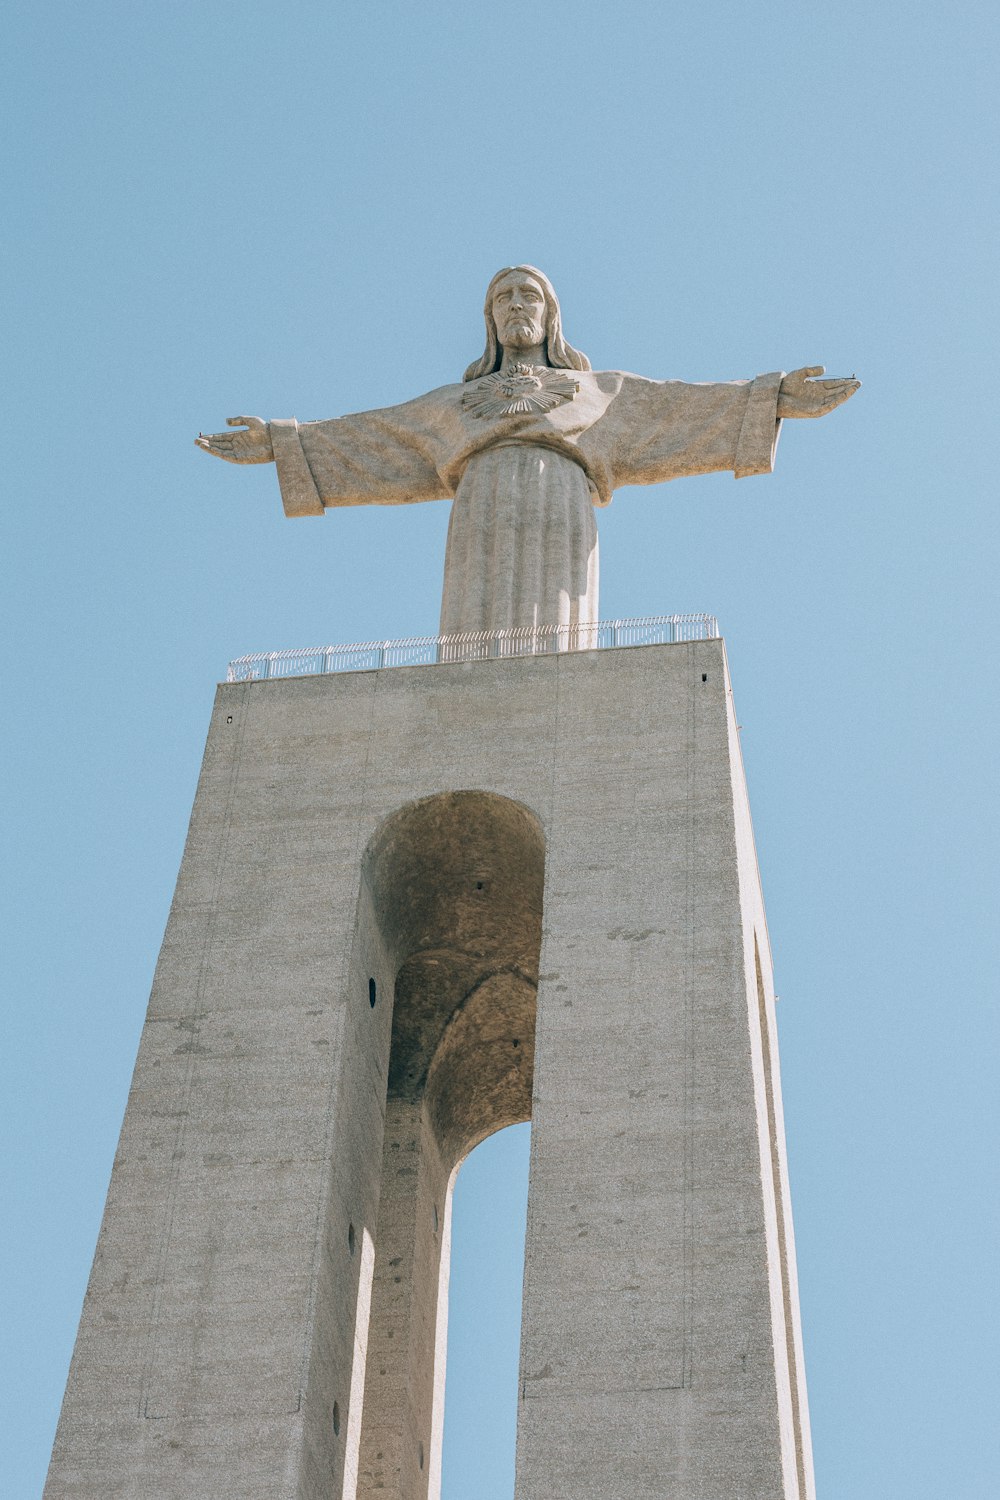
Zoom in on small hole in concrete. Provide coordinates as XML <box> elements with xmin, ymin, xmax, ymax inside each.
<box><xmin>333</xmin><ymin>1402</ymin><xmax>341</xmax><ymax>1436</ymax></box>
<box><xmin>369</xmin><ymin>978</ymin><xmax>377</xmax><ymax>1008</ymax></box>
<box><xmin>348</xmin><ymin>1223</ymin><xmax>356</xmax><ymax>1256</ymax></box>
<box><xmin>226</xmin><ymin>715</ymin><xmax>233</xmax><ymax>723</ymax></box>
<box><xmin>476</xmin><ymin>881</ymin><xmax>485</xmax><ymax>890</ymax></box>
<box><xmin>418</xmin><ymin>1442</ymin><xmax>425</xmax><ymax>1470</ymax></box>
<box><xmin>701</xmin><ymin>674</ymin><xmax>707</xmax><ymax>683</ymax></box>
<box><xmin>512</xmin><ymin>1039</ymin><xmax>520</xmax><ymax>1048</ymax></box>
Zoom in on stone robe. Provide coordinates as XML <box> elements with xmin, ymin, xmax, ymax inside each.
<box><xmin>268</xmin><ymin>368</ymin><xmax>784</xmax><ymax>635</ymax></box>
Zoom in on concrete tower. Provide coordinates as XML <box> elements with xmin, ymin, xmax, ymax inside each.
<box><xmin>44</xmin><ymin>631</ymin><xmax>815</xmax><ymax>1500</ymax></box>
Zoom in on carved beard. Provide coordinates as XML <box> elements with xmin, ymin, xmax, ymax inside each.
<box><xmin>501</xmin><ymin>319</ymin><xmax>544</xmax><ymax>348</ymax></box>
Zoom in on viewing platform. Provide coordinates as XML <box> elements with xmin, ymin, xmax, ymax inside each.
<box><xmin>226</xmin><ymin>613</ymin><xmax>720</xmax><ymax>682</ymax></box>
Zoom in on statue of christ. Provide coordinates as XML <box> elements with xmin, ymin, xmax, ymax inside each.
<box><xmin>196</xmin><ymin>266</ymin><xmax>858</xmax><ymax>636</ymax></box>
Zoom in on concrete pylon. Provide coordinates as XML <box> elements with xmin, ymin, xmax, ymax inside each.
<box><xmin>44</xmin><ymin>638</ymin><xmax>815</xmax><ymax>1500</ymax></box>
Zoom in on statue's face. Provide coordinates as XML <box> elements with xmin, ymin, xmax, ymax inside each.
<box><xmin>491</xmin><ymin>272</ymin><xmax>547</xmax><ymax>351</ymax></box>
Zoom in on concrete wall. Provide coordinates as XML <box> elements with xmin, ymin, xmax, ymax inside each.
<box><xmin>44</xmin><ymin>639</ymin><xmax>814</xmax><ymax>1500</ymax></box>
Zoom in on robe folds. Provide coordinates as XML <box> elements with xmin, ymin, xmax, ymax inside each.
<box><xmin>268</xmin><ymin>369</ymin><xmax>784</xmax><ymax>635</ymax></box>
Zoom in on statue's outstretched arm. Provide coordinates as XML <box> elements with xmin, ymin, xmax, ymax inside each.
<box><xmin>777</xmin><ymin>367</ymin><xmax>860</xmax><ymax>419</ymax></box>
<box><xmin>195</xmin><ymin>416</ymin><xmax>274</xmax><ymax>464</ymax></box>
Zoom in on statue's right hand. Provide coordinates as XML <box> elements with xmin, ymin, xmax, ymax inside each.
<box><xmin>195</xmin><ymin>416</ymin><xmax>274</xmax><ymax>464</ymax></box>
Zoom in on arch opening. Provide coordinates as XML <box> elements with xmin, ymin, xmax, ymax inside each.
<box><xmin>354</xmin><ymin>791</ymin><xmax>544</xmax><ymax>1500</ymax></box>
<box><xmin>440</xmin><ymin>1123</ymin><xmax>531</xmax><ymax>1500</ymax></box>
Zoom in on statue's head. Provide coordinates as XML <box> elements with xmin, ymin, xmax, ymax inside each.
<box><xmin>463</xmin><ymin>266</ymin><xmax>591</xmax><ymax>382</ymax></box>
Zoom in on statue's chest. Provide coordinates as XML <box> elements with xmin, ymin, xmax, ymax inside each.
<box><xmin>461</xmin><ymin>363</ymin><xmax>580</xmax><ymax>421</ymax></box>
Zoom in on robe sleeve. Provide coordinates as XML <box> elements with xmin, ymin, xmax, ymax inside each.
<box><xmin>602</xmin><ymin>371</ymin><xmax>784</xmax><ymax>491</ymax></box>
<box><xmin>268</xmin><ymin>393</ymin><xmax>453</xmax><ymax>519</ymax></box>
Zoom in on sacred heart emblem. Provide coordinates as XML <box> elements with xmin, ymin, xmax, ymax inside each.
<box><xmin>462</xmin><ymin>363</ymin><xmax>580</xmax><ymax>419</ymax></box>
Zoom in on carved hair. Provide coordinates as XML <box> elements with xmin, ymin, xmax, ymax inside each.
<box><xmin>463</xmin><ymin>266</ymin><xmax>591</xmax><ymax>382</ymax></box>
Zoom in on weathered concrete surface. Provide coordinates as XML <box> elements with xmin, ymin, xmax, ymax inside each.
<box><xmin>44</xmin><ymin>639</ymin><xmax>814</xmax><ymax>1500</ymax></box>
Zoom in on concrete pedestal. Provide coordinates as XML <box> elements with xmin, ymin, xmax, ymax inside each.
<box><xmin>45</xmin><ymin>639</ymin><xmax>814</xmax><ymax>1500</ymax></box>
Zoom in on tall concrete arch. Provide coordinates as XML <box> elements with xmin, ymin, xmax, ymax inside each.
<box><xmin>353</xmin><ymin>791</ymin><xmax>544</xmax><ymax>1500</ymax></box>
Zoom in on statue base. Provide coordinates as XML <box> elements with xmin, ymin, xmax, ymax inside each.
<box><xmin>45</xmin><ymin>638</ymin><xmax>814</xmax><ymax>1500</ymax></box>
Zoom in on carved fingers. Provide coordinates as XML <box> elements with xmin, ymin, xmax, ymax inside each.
<box><xmin>195</xmin><ymin>416</ymin><xmax>274</xmax><ymax>464</ymax></box>
<box><xmin>777</xmin><ymin>368</ymin><xmax>861</xmax><ymax>419</ymax></box>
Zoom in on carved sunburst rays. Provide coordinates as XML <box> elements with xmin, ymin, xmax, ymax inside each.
<box><xmin>462</xmin><ymin>362</ymin><xmax>580</xmax><ymax>419</ymax></box>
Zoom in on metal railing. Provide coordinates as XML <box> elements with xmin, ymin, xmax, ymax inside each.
<box><xmin>225</xmin><ymin>613</ymin><xmax>719</xmax><ymax>683</ymax></box>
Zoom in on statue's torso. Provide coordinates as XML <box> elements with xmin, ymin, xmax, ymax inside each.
<box><xmin>425</xmin><ymin>368</ymin><xmax>626</xmax><ymax>507</ymax></box>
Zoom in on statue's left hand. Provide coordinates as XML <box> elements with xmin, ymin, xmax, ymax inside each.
<box><xmin>195</xmin><ymin>416</ymin><xmax>274</xmax><ymax>464</ymax></box>
<box><xmin>777</xmin><ymin>367</ymin><xmax>861</xmax><ymax>419</ymax></box>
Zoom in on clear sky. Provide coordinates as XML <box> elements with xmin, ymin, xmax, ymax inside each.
<box><xmin>3</xmin><ymin>3</ymin><xmax>998</xmax><ymax>1496</ymax></box>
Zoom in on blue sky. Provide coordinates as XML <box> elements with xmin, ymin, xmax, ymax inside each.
<box><xmin>3</xmin><ymin>3</ymin><xmax>998</xmax><ymax>1496</ymax></box>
